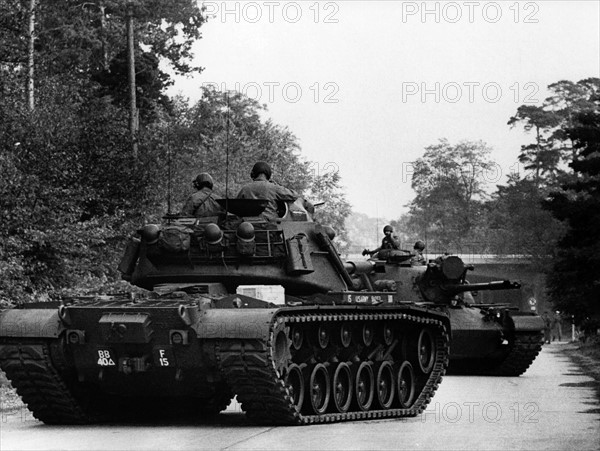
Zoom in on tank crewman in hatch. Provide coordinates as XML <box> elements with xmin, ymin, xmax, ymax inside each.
<box><xmin>362</xmin><ymin>225</ymin><xmax>400</xmax><ymax>257</ymax></box>
<box><xmin>181</xmin><ymin>172</ymin><xmax>223</xmax><ymax>217</ymax></box>
<box><xmin>237</xmin><ymin>161</ymin><xmax>298</xmax><ymax>220</ymax></box>
<box><xmin>411</xmin><ymin>240</ymin><xmax>427</xmax><ymax>265</ymax></box>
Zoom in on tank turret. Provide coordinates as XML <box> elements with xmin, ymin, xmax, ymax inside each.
<box><xmin>0</xmin><ymin>198</ymin><xmax>451</xmax><ymax>425</ymax></box>
<box><xmin>415</xmin><ymin>255</ymin><xmax>520</xmax><ymax>304</ymax></box>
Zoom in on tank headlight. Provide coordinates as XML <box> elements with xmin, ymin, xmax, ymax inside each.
<box><xmin>171</xmin><ymin>332</ymin><xmax>183</xmax><ymax>345</ymax></box>
<box><xmin>169</xmin><ymin>330</ymin><xmax>189</xmax><ymax>345</ymax></box>
<box><xmin>141</xmin><ymin>224</ymin><xmax>160</xmax><ymax>244</ymax></box>
<box><xmin>66</xmin><ymin>330</ymin><xmax>85</xmax><ymax>344</ymax></box>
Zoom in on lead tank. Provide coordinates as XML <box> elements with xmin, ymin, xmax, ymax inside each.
<box><xmin>0</xmin><ymin>199</ymin><xmax>450</xmax><ymax>425</ymax></box>
<box><xmin>363</xmin><ymin>250</ymin><xmax>544</xmax><ymax>376</ymax></box>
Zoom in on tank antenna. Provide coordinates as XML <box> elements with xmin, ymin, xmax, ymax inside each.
<box><xmin>167</xmin><ymin>123</ymin><xmax>172</xmax><ymax>216</ymax></box>
<box><xmin>224</xmin><ymin>91</ymin><xmax>230</xmax><ymax>215</ymax></box>
<box><xmin>375</xmin><ymin>199</ymin><xmax>379</xmax><ymax>248</ymax></box>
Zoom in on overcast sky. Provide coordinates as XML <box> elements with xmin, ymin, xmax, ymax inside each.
<box><xmin>168</xmin><ymin>0</ymin><xmax>600</xmax><ymax>219</ymax></box>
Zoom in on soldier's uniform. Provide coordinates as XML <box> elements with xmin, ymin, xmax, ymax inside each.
<box><xmin>181</xmin><ymin>187</ymin><xmax>222</xmax><ymax>217</ymax></box>
<box><xmin>237</xmin><ymin>161</ymin><xmax>297</xmax><ymax>221</ymax></box>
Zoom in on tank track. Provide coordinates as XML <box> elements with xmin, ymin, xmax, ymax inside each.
<box><xmin>482</xmin><ymin>331</ymin><xmax>544</xmax><ymax>376</ymax></box>
<box><xmin>449</xmin><ymin>331</ymin><xmax>544</xmax><ymax>376</ymax></box>
<box><xmin>217</xmin><ymin>310</ymin><xmax>449</xmax><ymax>425</ymax></box>
<box><xmin>0</xmin><ymin>339</ymin><xmax>238</xmax><ymax>424</ymax></box>
<box><xmin>0</xmin><ymin>340</ymin><xmax>91</xmax><ymax>424</ymax></box>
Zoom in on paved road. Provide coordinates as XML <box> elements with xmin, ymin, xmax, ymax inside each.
<box><xmin>1</xmin><ymin>343</ymin><xmax>598</xmax><ymax>450</ymax></box>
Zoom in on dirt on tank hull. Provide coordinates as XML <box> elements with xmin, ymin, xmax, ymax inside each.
<box><xmin>0</xmin><ymin>199</ymin><xmax>450</xmax><ymax>425</ymax></box>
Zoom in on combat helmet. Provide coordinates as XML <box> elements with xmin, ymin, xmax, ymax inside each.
<box><xmin>193</xmin><ymin>173</ymin><xmax>214</xmax><ymax>190</ymax></box>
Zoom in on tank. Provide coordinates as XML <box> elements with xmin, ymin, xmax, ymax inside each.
<box><xmin>362</xmin><ymin>251</ymin><xmax>545</xmax><ymax>376</ymax></box>
<box><xmin>0</xmin><ymin>198</ymin><xmax>450</xmax><ymax>425</ymax></box>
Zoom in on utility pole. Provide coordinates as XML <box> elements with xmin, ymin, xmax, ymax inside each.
<box><xmin>126</xmin><ymin>0</ymin><xmax>138</xmax><ymax>160</ymax></box>
<box><xmin>27</xmin><ymin>0</ymin><xmax>36</xmax><ymax>112</ymax></box>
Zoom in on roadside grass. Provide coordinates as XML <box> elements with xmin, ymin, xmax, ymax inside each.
<box><xmin>559</xmin><ymin>336</ymin><xmax>600</xmax><ymax>410</ymax></box>
<box><xmin>563</xmin><ymin>336</ymin><xmax>600</xmax><ymax>381</ymax></box>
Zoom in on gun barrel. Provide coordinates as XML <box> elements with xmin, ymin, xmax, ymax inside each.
<box><xmin>442</xmin><ymin>280</ymin><xmax>521</xmax><ymax>294</ymax></box>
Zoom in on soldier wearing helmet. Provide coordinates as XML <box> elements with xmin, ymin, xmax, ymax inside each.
<box><xmin>411</xmin><ymin>240</ymin><xmax>426</xmax><ymax>266</ymax></box>
<box><xmin>362</xmin><ymin>225</ymin><xmax>400</xmax><ymax>257</ymax></box>
<box><xmin>181</xmin><ymin>173</ymin><xmax>223</xmax><ymax>217</ymax></box>
<box><xmin>237</xmin><ymin>161</ymin><xmax>298</xmax><ymax>220</ymax></box>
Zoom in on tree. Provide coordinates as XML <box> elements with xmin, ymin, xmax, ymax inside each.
<box><xmin>488</xmin><ymin>78</ymin><xmax>600</xmax><ymax>266</ymax></box>
<box><xmin>507</xmin><ymin>105</ymin><xmax>562</xmax><ymax>186</ymax></box>
<box><xmin>407</xmin><ymin>139</ymin><xmax>494</xmax><ymax>250</ymax></box>
<box><xmin>544</xmin><ymin>78</ymin><xmax>600</xmax><ymax>163</ymax></box>
<box><xmin>161</xmin><ymin>88</ymin><xmax>312</xmax><ymax>205</ymax></box>
<box><xmin>508</xmin><ymin>79</ymin><xmax>600</xmax><ymax>186</ymax></box>
<box><xmin>485</xmin><ymin>174</ymin><xmax>563</xmax><ymax>263</ymax></box>
<box><xmin>544</xmin><ymin>103</ymin><xmax>600</xmax><ymax>323</ymax></box>
<box><xmin>308</xmin><ymin>170</ymin><xmax>352</xmax><ymax>254</ymax></box>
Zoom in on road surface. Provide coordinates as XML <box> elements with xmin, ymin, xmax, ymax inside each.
<box><xmin>1</xmin><ymin>343</ymin><xmax>598</xmax><ymax>450</ymax></box>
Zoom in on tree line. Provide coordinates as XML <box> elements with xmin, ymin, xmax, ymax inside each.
<box><xmin>0</xmin><ymin>0</ymin><xmax>350</xmax><ymax>305</ymax></box>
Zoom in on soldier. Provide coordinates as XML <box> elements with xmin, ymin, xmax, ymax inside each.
<box><xmin>181</xmin><ymin>173</ymin><xmax>223</xmax><ymax>217</ymax></box>
<box><xmin>237</xmin><ymin>161</ymin><xmax>298</xmax><ymax>220</ymax></box>
<box><xmin>411</xmin><ymin>240</ymin><xmax>427</xmax><ymax>266</ymax></box>
<box><xmin>362</xmin><ymin>225</ymin><xmax>400</xmax><ymax>257</ymax></box>
<box><xmin>542</xmin><ymin>312</ymin><xmax>552</xmax><ymax>344</ymax></box>
<box><xmin>551</xmin><ymin>311</ymin><xmax>563</xmax><ymax>342</ymax></box>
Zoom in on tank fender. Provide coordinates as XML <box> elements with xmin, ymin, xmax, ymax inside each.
<box><xmin>0</xmin><ymin>309</ymin><xmax>63</xmax><ymax>338</ymax></box>
<box><xmin>194</xmin><ymin>309</ymin><xmax>278</xmax><ymax>341</ymax></box>
<box><xmin>508</xmin><ymin>313</ymin><xmax>545</xmax><ymax>333</ymax></box>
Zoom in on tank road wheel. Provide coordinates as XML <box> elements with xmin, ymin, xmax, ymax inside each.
<box><xmin>290</xmin><ymin>326</ymin><xmax>304</xmax><ymax>351</ymax></box>
<box><xmin>361</xmin><ymin>323</ymin><xmax>374</xmax><ymax>347</ymax></box>
<box><xmin>285</xmin><ymin>364</ymin><xmax>305</xmax><ymax>412</ymax></box>
<box><xmin>308</xmin><ymin>364</ymin><xmax>331</xmax><ymax>415</ymax></box>
<box><xmin>417</xmin><ymin>328</ymin><xmax>436</xmax><ymax>374</ymax></box>
<box><xmin>354</xmin><ymin>361</ymin><xmax>375</xmax><ymax>411</ymax></box>
<box><xmin>376</xmin><ymin>361</ymin><xmax>396</xmax><ymax>409</ymax></box>
<box><xmin>332</xmin><ymin>362</ymin><xmax>353</xmax><ymax>413</ymax></box>
<box><xmin>382</xmin><ymin>322</ymin><xmax>394</xmax><ymax>346</ymax></box>
<box><xmin>339</xmin><ymin>323</ymin><xmax>352</xmax><ymax>348</ymax></box>
<box><xmin>397</xmin><ymin>361</ymin><xmax>416</xmax><ymax>408</ymax></box>
<box><xmin>317</xmin><ymin>324</ymin><xmax>330</xmax><ymax>349</ymax></box>
<box><xmin>272</xmin><ymin>325</ymin><xmax>292</xmax><ymax>377</ymax></box>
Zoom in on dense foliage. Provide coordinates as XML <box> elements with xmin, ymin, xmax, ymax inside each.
<box><xmin>544</xmin><ymin>105</ymin><xmax>600</xmax><ymax>321</ymax></box>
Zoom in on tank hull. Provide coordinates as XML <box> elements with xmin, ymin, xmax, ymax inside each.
<box><xmin>0</xmin><ymin>295</ymin><xmax>450</xmax><ymax>425</ymax></box>
<box><xmin>444</xmin><ymin>306</ymin><xmax>544</xmax><ymax>376</ymax></box>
